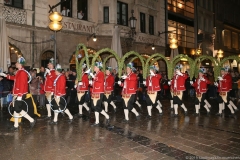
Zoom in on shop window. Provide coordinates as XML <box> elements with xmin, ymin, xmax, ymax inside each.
<box><xmin>61</xmin><ymin>0</ymin><xmax>72</xmax><ymax>17</ymax></box>
<box><xmin>117</xmin><ymin>1</ymin><xmax>128</xmax><ymax>26</ymax></box>
<box><xmin>223</xmin><ymin>30</ymin><xmax>231</xmax><ymax>48</ymax></box>
<box><xmin>77</xmin><ymin>0</ymin><xmax>87</xmax><ymax>20</ymax></box>
<box><xmin>4</xmin><ymin>0</ymin><xmax>23</xmax><ymax>9</ymax></box>
<box><xmin>140</xmin><ymin>12</ymin><xmax>146</xmax><ymax>33</ymax></box>
<box><xmin>232</xmin><ymin>32</ymin><xmax>238</xmax><ymax>49</ymax></box>
<box><xmin>103</xmin><ymin>7</ymin><xmax>109</xmax><ymax>23</ymax></box>
<box><xmin>149</xmin><ymin>15</ymin><xmax>154</xmax><ymax>35</ymax></box>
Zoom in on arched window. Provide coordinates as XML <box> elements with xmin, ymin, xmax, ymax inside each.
<box><xmin>41</xmin><ymin>50</ymin><xmax>55</xmax><ymax>68</ymax></box>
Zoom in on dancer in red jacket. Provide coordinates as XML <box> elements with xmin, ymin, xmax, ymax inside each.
<box><xmin>118</xmin><ymin>63</ymin><xmax>140</xmax><ymax>123</ymax></box>
<box><xmin>170</xmin><ymin>64</ymin><xmax>188</xmax><ymax>116</ymax></box>
<box><xmin>49</xmin><ymin>64</ymin><xmax>73</xmax><ymax>124</ymax></box>
<box><xmin>190</xmin><ymin>68</ymin><xmax>211</xmax><ymax>115</ymax></box>
<box><xmin>144</xmin><ymin>65</ymin><xmax>162</xmax><ymax>118</ymax></box>
<box><xmin>76</xmin><ymin>63</ymin><xmax>90</xmax><ymax>117</ymax></box>
<box><xmin>89</xmin><ymin>62</ymin><xmax>110</xmax><ymax>127</ymax></box>
<box><xmin>103</xmin><ymin>66</ymin><xmax>117</xmax><ymax>113</ymax></box>
<box><xmin>0</xmin><ymin>55</ymin><xmax>36</xmax><ymax>131</ymax></box>
<box><xmin>215</xmin><ymin>66</ymin><xmax>238</xmax><ymax>116</ymax></box>
<box><xmin>44</xmin><ymin>58</ymin><xmax>57</xmax><ymax>119</ymax></box>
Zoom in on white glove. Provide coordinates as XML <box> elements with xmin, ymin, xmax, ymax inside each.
<box><xmin>89</xmin><ymin>80</ymin><xmax>93</xmax><ymax>85</ymax></box>
<box><xmin>56</xmin><ymin>96</ymin><xmax>60</xmax><ymax>99</ymax></box>
<box><xmin>51</xmin><ymin>92</ymin><xmax>54</xmax><ymax>95</ymax></box>
<box><xmin>190</xmin><ymin>81</ymin><xmax>193</xmax><ymax>85</ymax></box>
<box><xmin>121</xmin><ymin>75</ymin><xmax>127</xmax><ymax>79</ymax></box>
<box><xmin>17</xmin><ymin>97</ymin><xmax>22</xmax><ymax>101</ymax></box>
<box><xmin>118</xmin><ymin>81</ymin><xmax>121</xmax><ymax>85</ymax></box>
<box><xmin>78</xmin><ymin>82</ymin><xmax>83</xmax><ymax>85</ymax></box>
<box><xmin>150</xmin><ymin>70</ymin><xmax>155</xmax><ymax>76</ymax></box>
<box><xmin>168</xmin><ymin>81</ymin><xmax>171</xmax><ymax>85</ymax></box>
<box><xmin>176</xmin><ymin>71</ymin><xmax>183</xmax><ymax>76</ymax></box>
<box><xmin>85</xmin><ymin>69</ymin><xmax>91</xmax><ymax>74</ymax></box>
<box><xmin>90</xmin><ymin>73</ymin><xmax>95</xmax><ymax>78</ymax></box>
<box><xmin>45</xmin><ymin>68</ymin><xmax>50</xmax><ymax>74</ymax></box>
<box><xmin>143</xmin><ymin>81</ymin><xmax>146</xmax><ymax>85</ymax></box>
<box><xmin>74</xmin><ymin>85</ymin><xmax>77</xmax><ymax>88</ymax></box>
<box><xmin>214</xmin><ymin>82</ymin><xmax>218</xmax><ymax>86</ymax></box>
<box><xmin>200</xmin><ymin>77</ymin><xmax>205</xmax><ymax>81</ymax></box>
<box><xmin>0</xmin><ymin>73</ymin><xmax>7</xmax><ymax>77</ymax></box>
<box><xmin>218</xmin><ymin>76</ymin><xmax>223</xmax><ymax>81</ymax></box>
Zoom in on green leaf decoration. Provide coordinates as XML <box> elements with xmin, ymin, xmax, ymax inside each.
<box><xmin>120</xmin><ymin>51</ymin><xmax>145</xmax><ymax>78</ymax></box>
<box><xmin>145</xmin><ymin>53</ymin><xmax>169</xmax><ymax>79</ymax></box>
<box><xmin>103</xmin><ymin>55</ymin><xmax>114</xmax><ymax>72</ymax></box>
<box><xmin>193</xmin><ymin>55</ymin><xmax>219</xmax><ymax>81</ymax></box>
<box><xmin>91</xmin><ymin>48</ymin><xmax>121</xmax><ymax>77</ymax></box>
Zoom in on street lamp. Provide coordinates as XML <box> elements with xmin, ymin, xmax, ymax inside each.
<box><xmin>48</xmin><ymin>11</ymin><xmax>63</xmax><ymax>66</ymax></box>
<box><xmin>217</xmin><ymin>49</ymin><xmax>224</xmax><ymax>58</ymax></box>
<box><xmin>169</xmin><ymin>37</ymin><xmax>178</xmax><ymax>49</ymax></box>
<box><xmin>129</xmin><ymin>10</ymin><xmax>137</xmax><ymax>37</ymax></box>
<box><xmin>151</xmin><ymin>43</ymin><xmax>155</xmax><ymax>50</ymax></box>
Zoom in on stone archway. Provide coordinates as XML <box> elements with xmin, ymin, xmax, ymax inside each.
<box><xmin>41</xmin><ymin>50</ymin><xmax>55</xmax><ymax>68</ymax></box>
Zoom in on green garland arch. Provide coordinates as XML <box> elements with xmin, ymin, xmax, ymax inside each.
<box><xmin>193</xmin><ymin>55</ymin><xmax>219</xmax><ymax>80</ymax></box>
<box><xmin>145</xmin><ymin>53</ymin><xmax>169</xmax><ymax>79</ymax></box>
<box><xmin>170</xmin><ymin>54</ymin><xmax>194</xmax><ymax>79</ymax></box>
<box><xmin>120</xmin><ymin>51</ymin><xmax>145</xmax><ymax>78</ymax></box>
<box><xmin>91</xmin><ymin>48</ymin><xmax>121</xmax><ymax>77</ymax></box>
<box><xmin>102</xmin><ymin>55</ymin><xmax>114</xmax><ymax>72</ymax></box>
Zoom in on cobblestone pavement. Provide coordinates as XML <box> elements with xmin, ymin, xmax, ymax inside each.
<box><xmin>1</xmin><ymin>97</ymin><xmax>240</xmax><ymax>160</ymax></box>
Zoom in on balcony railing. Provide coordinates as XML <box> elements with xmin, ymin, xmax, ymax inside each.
<box><xmin>3</xmin><ymin>6</ymin><xmax>27</xmax><ymax>24</ymax></box>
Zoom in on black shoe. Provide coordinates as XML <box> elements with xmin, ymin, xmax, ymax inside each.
<box><xmin>10</xmin><ymin>126</ymin><xmax>18</xmax><ymax>131</ymax></box>
<box><xmin>169</xmin><ymin>108</ymin><xmax>173</xmax><ymax>111</ymax></box>
<box><xmin>122</xmin><ymin>119</ymin><xmax>129</xmax><ymax>123</ymax></box>
<box><xmin>91</xmin><ymin>123</ymin><xmax>99</xmax><ymax>127</ymax></box>
<box><xmin>88</xmin><ymin>109</ymin><xmax>91</xmax><ymax>115</ymax></box>
<box><xmin>136</xmin><ymin>115</ymin><xmax>141</xmax><ymax>121</ymax></box>
<box><xmin>68</xmin><ymin>118</ymin><xmax>74</xmax><ymax>124</ymax></box>
<box><xmin>44</xmin><ymin>116</ymin><xmax>51</xmax><ymax>120</ymax></box>
<box><xmin>139</xmin><ymin>106</ymin><xmax>143</xmax><ymax>112</ymax></box>
<box><xmin>49</xmin><ymin>121</ymin><xmax>58</xmax><ymax>125</ymax></box>
<box><xmin>173</xmin><ymin>114</ymin><xmax>178</xmax><ymax>117</ymax></box>
<box><xmin>114</xmin><ymin>108</ymin><xmax>117</xmax><ymax>113</ymax></box>
<box><xmin>159</xmin><ymin>112</ymin><xmax>163</xmax><ymax>116</ymax></box>
<box><xmin>207</xmin><ymin>112</ymin><xmax>210</xmax><ymax>116</ymax></box>
<box><xmin>184</xmin><ymin>111</ymin><xmax>188</xmax><ymax>116</ymax></box>
<box><xmin>229</xmin><ymin>113</ymin><xmax>235</xmax><ymax>117</ymax></box>
<box><xmin>194</xmin><ymin>113</ymin><xmax>199</xmax><ymax>116</ymax></box>
<box><xmin>77</xmin><ymin>114</ymin><xmax>83</xmax><ymax>118</ymax></box>
<box><xmin>30</xmin><ymin>119</ymin><xmax>36</xmax><ymax>128</ymax></box>
<box><xmin>235</xmin><ymin>108</ymin><xmax>239</xmax><ymax>112</ymax></box>
<box><xmin>106</xmin><ymin>117</ymin><xmax>110</xmax><ymax>125</ymax></box>
<box><xmin>216</xmin><ymin>113</ymin><xmax>222</xmax><ymax>116</ymax></box>
<box><xmin>146</xmin><ymin>115</ymin><xmax>152</xmax><ymax>119</ymax></box>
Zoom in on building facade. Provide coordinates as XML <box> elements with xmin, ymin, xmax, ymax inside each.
<box><xmin>0</xmin><ymin>0</ymin><xmax>166</xmax><ymax>70</ymax></box>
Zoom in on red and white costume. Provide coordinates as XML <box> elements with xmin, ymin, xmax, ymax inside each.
<box><xmin>120</xmin><ymin>72</ymin><xmax>137</xmax><ymax>95</ymax></box>
<box><xmin>146</xmin><ymin>74</ymin><xmax>162</xmax><ymax>92</ymax></box>
<box><xmin>192</xmin><ymin>76</ymin><xmax>210</xmax><ymax>94</ymax></box>
<box><xmin>105</xmin><ymin>74</ymin><xmax>115</xmax><ymax>93</ymax></box>
<box><xmin>54</xmin><ymin>74</ymin><xmax>66</xmax><ymax>96</ymax></box>
<box><xmin>92</xmin><ymin>71</ymin><xmax>104</xmax><ymax>94</ymax></box>
<box><xmin>77</xmin><ymin>73</ymin><xmax>89</xmax><ymax>92</ymax></box>
<box><xmin>44</xmin><ymin>69</ymin><xmax>56</xmax><ymax>92</ymax></box>
<box><xmin>217</xmin><ymin>73</ymin><xmax>232</xmax><ymax>92</ymax></box>
<box><xmin>7</xmin><ymin>68</ymin><xmax>29</xmax><ymax>97</ymax></box>
<box><xmin>171</xmin><ymin>73</ymin><xmax>188</xmax><ymax>92</ymax></box>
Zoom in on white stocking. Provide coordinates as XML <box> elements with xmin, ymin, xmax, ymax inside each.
<box><xmin>204</xmin><ymin>100</ymin><xmax>211</xmax><ymax>108</ymax></box>
<box><xmin>100</xmin><ymin>110</ymin><xmax>109</xmax><ymax>119</ymax></box>
<box><xmin>174</xmin><ymin>104</ymin><xmax>178</xmax><ymax>115</ymax></box>
<box><xmin>228</xmin><ymin>104</ymin><xmax>235</xmax><ymax>114</ymax></box>
<box><xmin>64</xmin><ymin>109</ymin><xmax>73</xmax><ymax>119</ymax></box>
<box><xmin>110</xmin><ymin>101</ymin><xmax>117</xmax><ymax>109</ymax></box>
<box><xmin>46</xmin><ymin>104</ymin><xmax>51</xmax><ymax>117</ymax></box>
<box><xmin>131</xmin><ymin>108</ymin><xmax>139</xmax><ymax>116</ymax></box>
<box><xmin>170</xmin><ymin>100</ymin><xmax>173</xmax><ymax>109</ymax></box>
<box><xmin>156</xmin><ymin>105</ymin><xmax>162</xmax><ymax>113</ymax></box>
<box><xmin>147</xmin><ymin>106</ymin><xmax>152</xmax><ymax>116</ymax></box>
<box><xmin>124</xmin><ymin>109</ymin><xmax>129</xmax><ymax>120</ymax></box>
<box><xmin>135</xmin><ymin>101</ymin><xmax>141</xmax><ymax>107</ymax></box>
<box><xmin>20</xmin><ymin>110</ymin><xmax>34</xmax><ymax>122</ymax></box>
<box><xmin>230</xmin><ymin>101</ymin><xmax>238</xmax><ymax>110</ymax></box>
<box><xmin>78</xmin><ymin>105</ymin><xmax>83</xmax><ymax>114</ymax></box>
<box><xmin>195</xmin><ymin>105</ymin><xmax>199</xmax><ymax>114</ymax></box>
<box><xmin>181</xmin><ymin>104</ymin><xmax>187</xmax><ymax>112</ymax></box>
<box><xmin>104</xmin><ymin>101</ymin><xmax>108</xmax><ymax>112</ymax></box>
<box><xmin>83</xmin><ymin>103</ymin><xmax>89</xmax><ymax>111</ymax></box>
<box><xmin>53</xmin><ymin>112</ymin><xmax>59</xmax><ymax>122</ymax></box>
<box><xmin>95</xmin><ymin>112</ymin><xmax>99</xmax><ymax>124</ymax></box>
<box><xmin>203</xmin><ymin>105</ymin><xmax>210</xmax><ymax>112</ymax></box>
<box><xmin>13</xmin><ymin>111</ymin><xmax>19</xmax><ymax>128</ymax></box>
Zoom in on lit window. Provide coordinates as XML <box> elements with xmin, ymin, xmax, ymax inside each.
<box><xmin>77</xmin><ymin>0</ymin><xmax>87</xmax><ymax>20</ymax></box>
<box><xmin>61</xmin><ymin>0</ymin><xmax>72</xmax><ymax>17</ymax></box>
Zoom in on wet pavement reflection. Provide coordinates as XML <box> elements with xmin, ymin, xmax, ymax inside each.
<box><xmin>1</xmin><ymin>98</ymin><xmax>240</xmax><ymax>159</ymax></box>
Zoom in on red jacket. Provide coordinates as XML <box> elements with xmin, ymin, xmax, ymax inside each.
<box><xmin>218</xmin><ymin>73</ymin><xmax>232</xmax><ymax>92</ymax></box>
<box><xmin>120</xmin><ymin>72</ymin><xmax>137</xmax><ymax>94</ymax></box>
<box><xmin>44</xmin><ymin>69</ymin><xmax>56</xmax><ymax>92</ymax></box>
<box><xmin>105</xmin><ymin>74</ymin><xmax>115</xmax><ymax>92</ymax></box>
<box><xmin>77</xmin><ymin>73</ymin><xmax>89</xmax><ymax>91</ymax></box>
<box><xmin>192</xmin><ymin>76</ymin><xmax>210</xmax><ymax>94</ymax></box>
<box><xmin>171</xmin><ymin>73</ymin><xmax>187</xmax><ymax>91</ymax></box>
<box><xmin>54</xmin><ymin>74</ymin><xmax>66</xmax><ymax>96</ymax></box>
<box><xmin>7</xmin><ymin>68</ymin><xmax>29</xmax><ymax>97</ymax></box>
<box><xmin>146</xmin><ymin>74</ymin><xmax>162</xmax><ymax>91</ymax></box>
<box><xmin>92</xmin><ymin>71</ymin><xmax>104</xmax><ymax>93</ymax></box>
